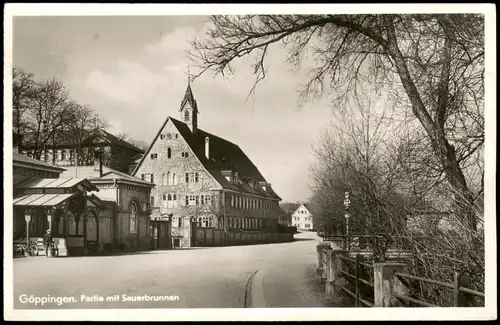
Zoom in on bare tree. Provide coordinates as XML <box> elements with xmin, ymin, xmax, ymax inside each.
<box><xmin>190</xmin><ymin>14</ymin><xmax>484</xmax><ymax>230</ymax></box>
<box><xmin>12</xmin><ymin>67</ymin><xmax>35</xmax><ymax>149</ymax></box>
<box><xmin>22</xmin><ymin>78</ymin><xmax>73</xmax><ymax>160</ymax></box>
<box><xmin>63</xmin><ymin>104</ymin><xmax>109</xmax><ymax>166</ymax></box>
<box><xmin>116</xmin><ymin>133</ymin><xmax>150</xmax><ymax>152</ymax></box>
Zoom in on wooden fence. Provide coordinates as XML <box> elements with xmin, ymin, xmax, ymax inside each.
<box><xmin>317</xmin><ymin>243</ymin><xmax>484</xmax><ymax>307</ymax></box>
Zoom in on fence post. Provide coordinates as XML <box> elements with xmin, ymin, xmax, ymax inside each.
<box><xmin>316</xmin><ymin>242</ymin><xmax>332</xmax><ymax>277</ymax></box>
<box><xmin>325</xmin><ymin>247</ymin><xmax>348</xmax><ymax>302</ymax></box>
<box><xmin>454</xmin><ymin>272</ymin><xmax>472</xmax><ymax>307</ymax></box>
<box><xmin>322</xmin><ymin>246</ymin><xmax>332</xmax><ymax>279</ymax></box>
<box><xmin>355</xmin><ymin>254</ymin><xmax>360</xmax><ymax>307</ymax></box>
<box><xmin>373</xmin><ymin>263</ymin><xmax>409</xmax><ymax>307</ymax></box>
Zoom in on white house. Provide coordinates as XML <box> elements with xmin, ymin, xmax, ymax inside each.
<box><xmin>291</xmin><ymin>203</ymin><xmax>314</xmax><ymax>230</ymax></box>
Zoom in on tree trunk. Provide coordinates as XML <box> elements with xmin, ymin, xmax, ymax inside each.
<box><xmin>384</xmin><ymin>22</ymin><xmax>476</xmax><ymax>231</ymax></box>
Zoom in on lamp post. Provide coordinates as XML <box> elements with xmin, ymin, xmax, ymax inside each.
<box><xmin>24</xmin><ymin>208</ymin><xmax>32</xmax><ymax>256</ymax></box>
<box><xmin>344</xmin><ymin>192</ymin><xmax>351</xmax><ymax>250</ymax></box>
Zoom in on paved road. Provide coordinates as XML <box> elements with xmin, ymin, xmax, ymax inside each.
<box><xmin>12</xmin><ymin>231</ymin><xmax>339</xmax><ymax>309</ymax></box>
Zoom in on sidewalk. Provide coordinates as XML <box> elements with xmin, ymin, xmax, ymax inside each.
<box><xmin>251</xmin><ymin>232</ymin><xmax>352</xmax><ymax>307</ymax></box>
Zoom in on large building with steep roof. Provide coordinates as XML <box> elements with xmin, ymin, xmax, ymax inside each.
<box><xmin>132</xmin><ymin>82</ymin><xmax>283</xmax><ymax>247</ymax></box>
<box><xmin>21</xmin><ymin>129</ymin><xmax>144</xmax><ymax>174</ymax></box>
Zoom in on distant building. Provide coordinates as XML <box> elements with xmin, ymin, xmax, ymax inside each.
<box><xmin>291</xmin><ymin>203</ymin><xmax>314</xmax><ymax>230</ymax></box>
<box><xmin>132</xmin><ymin>81</ymin><xmax>283</xmax><ymax>247</ymax></box>
<box><xmin>21</xmin><ymin>129</ymin><xmax>144</xmax><ymax>174</ymax></box>
<box><xmin>278</xmin><ymin>207</ymin><xmax>292</xmax><ymax>227</ymax></box>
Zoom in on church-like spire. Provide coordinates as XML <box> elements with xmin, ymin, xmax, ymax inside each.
<box><xmin>180</xmin><ymin>63</ymin><xmax>199</xmax><ymax>133</ymax></box>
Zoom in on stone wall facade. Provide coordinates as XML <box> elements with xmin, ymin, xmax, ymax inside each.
<box><xmin>134</xmin><ymin>119</ymin><xmax>282</xmax><ymax>231</ymax></box>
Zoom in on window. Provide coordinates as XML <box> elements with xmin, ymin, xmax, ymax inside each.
<box><xmin>185</xmin><ymin>196</ymin><xmax>189</xmax><ymax>206</ymax></box>
<box><xmin>150</xmin><ymin>153</ymin><xmax>158</xmax><ymax>159</ymax></box>
<box><xmin>201</xmin><ymin>195</ymin><xmax>205</xmax><ymax>205</ymax></box>
<box><xmin>160</xmin><ymin>134</ymin><xmax>165</xmax><ymax>140</ymax></box>
<box><xmin>182</xmin><ymin>152</ymin><xmax>189</xmax><ymax>158</ymax></box>
<box><xmin>129</xmin><ymin>202</ymin><xmax>137</xmax><ymax>233</ymax></box>
<box><xmin>195</xmin><ymin>195</ymin><xmax>199</xmax><ymax>205</ymax></box>
<box><xmin>173</xmin><ymin>173</ymin><xmax>177</xmax><ymax>185</ymax></box>
<box><xmin>150</xmin><ymin>174</ymin><xmax>154</xmax><ymax>184</ymax></box>
<box><xmin>189</xmin><ymin>172</ymin><xmax>196</xmax><ymax>183</ymax></box>
<box><xmin>184</xmin><ymin>110</ymin><xmax>190</xmax><ymax>121</ymax></box>
<box><xmin>57</xmin><ymin>150</ymin><xmax>62</xmax><ymax>160</ymax></box>
<box><xmin>163</xmin><ymin>194</ymin><xmax>166</xmax><ymax>200</ymax></box>
<box><xmin>150</xmin><ymin>196</ymin><xmax>155</xmax><ymax>208</ymax></box>
<box><xmin>69</xmin><ymin>150</ymin><xmax>75</xmax><ymax>160</ymax></box>
<box><xmin>230</xmin><ymin>196</ymin><xmax>234</xmax><ymax>207</ymax></box>
<box><xmin>167</xmin><ymin>171</ymin><xmax>171</xmax><ymax>185</ymax></box>
<box><xmin>189</xmin><ymin>195</ymin><xmax>196</xmax><ymax>206</ymax></box>
<box><xmin>167</xmin><ymin>148</ymin><xmax>172</xmax><ymax>158</ymax></box>
<box><xmin>173</xmin><ymin>194</ymin><xmax>177</xmax><ymax>208</ymax></box>
<box><xmin>175</xmin><ymin>133</ymin><xmax>178</xmax><ymax>139</ymax></box>
<box><xmin>185</xmin><ymin>173</ymin><xmax>189</xmax><ymax>183</ymax></box>
<box><xmin>305</xmin><ymin>224</ymin><xmax>310</xmax><ymax>228</ymax></box>
<box><xmin>141</xmin><ymin>174</ymin><xmax>145</xmax><ymax>180</ymax></box>
<box><xmin>167</xmin><ymin>133</ymin><xmax>172</xmax><ymax>139</ymax></box>
<box><xmin>178</xmin><ymin>217</ymin><xmax>182</xmax><ymax>228</ymax></box>
<box><xmin>195</xmin><ymin>172</ymin><xmax>199</xmax><ymax>182</ymax></box>
<box><xmin>205</xmin><ymin>195</ymin><xmax>212</xmax><ymax>206</ymax></box>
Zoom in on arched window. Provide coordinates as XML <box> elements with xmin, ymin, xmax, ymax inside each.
<box><xmin>167</xmin><ymin>194</ymin><xmax>172</xmax><ymax>201</ymax></box>
<box><xmin>167</xmin><ymin>147</ymin><xmax>172</xmax><ymax>159</ymax></box>
<box><xmin>173</xmin><ymin>194</ymin><xmax>177</xmax><ymax>200</ymax></box>
<box><xmin>161</xmin><ymin>174</ymin><xmax>165</xmax><ymax>186</ymax></box>
<box><xmin>162</xmin><ymin>194</ymin><xmax>166</xmax><ymax>200</ymax></box>
<box><xmin>167</xmin><ymin>171</ymin><xmax>171</xmax><ymax>185</ymax></box>
<box><xmin>173</xmin><ymin>173</ymin><xmax>177</xmax><ymax>185</ymax></box>
<box><xmin>184</xmin><ymin>110</ymin><xmax>190</xmax><ymax>122</ymax></box>
<box><xmin>129</xmin><ymin>201</ymin><xmax>137</xmax><ymax>233</ymax></box>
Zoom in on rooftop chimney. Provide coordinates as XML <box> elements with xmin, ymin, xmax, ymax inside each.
<box><xmin>93</xmin><ymin>149</ymin><xmax>104</xmax><ymax>178</ymax></box>
<box><xmin>205</xmin><ymin>137</ymin><xmax>210</xmax><ymax>159</ymax></box>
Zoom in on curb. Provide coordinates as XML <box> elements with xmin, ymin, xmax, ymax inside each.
<box><xmin>250</xmin><ymin>269</ymin><xmax>267</xmax><ymax>308</ymax></box>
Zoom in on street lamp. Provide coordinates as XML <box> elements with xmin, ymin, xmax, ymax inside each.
<box><xmin>344</xmin><ymin>192</ymin><xmax>351</xmax><ymax>249</ymax></box>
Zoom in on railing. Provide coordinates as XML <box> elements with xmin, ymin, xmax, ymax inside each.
<box><xmin>337</xmin><ymin>254</ymin><xmax>374</xmax><ymax>307</ymax></box>
<box><xmin>319</xmin><ymin>234</ymin><xmax>386</xmax><ymax>251</ymax></box>
<box><xmin>393</xmin><ymin>272</ymin><xmax>485</xmax><ymax>307</ymax></box>
<box><xmin>316</xmin><ymin>243</ymin><xmax>485</xmax><ymax>308</ymax></box>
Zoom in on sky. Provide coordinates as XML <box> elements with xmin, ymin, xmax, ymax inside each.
<box><xmin>13</xmin><ymin>15</ymin><xmax>336</xmax><ymax>202</ymax></box>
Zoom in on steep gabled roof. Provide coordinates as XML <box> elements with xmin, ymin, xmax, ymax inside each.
<box><xmin>97</xmin><ymin>130</ymin><xmax>145</xmax><ymax>153</ymax></box>
<box><xmin>170</xmin><ymin>117</ymin><xmax>281</xmax><ymax>200</ymax></box>
<box><xmin>291</xmin><ymin>203</ymin><xmax>313</xmax><ymax>216</ymax></box>
<box><xmin>133</xmin><ymin>116</ymin><xmax>281</xmax><ymax>200</ymax></box>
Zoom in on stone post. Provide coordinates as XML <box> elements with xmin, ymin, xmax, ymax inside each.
<box><xmin>316</xmin><ymin>242</ymin><xmax>332</xmax><ymax>277</ymax></box>
<box><xmin>373</xmin><ymin>263</ymin><xmax>409</xmax><ymax>307</ymax></box>
<box><xmin>325</xmin><ymin>247</ymin><xmax>348</xmax><ymax>298</ymax></box>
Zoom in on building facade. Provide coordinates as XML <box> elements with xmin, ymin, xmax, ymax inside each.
<box><xmin>291</xmin><ymin>203</ymin><xmax>314</xmax><ymax>230</ymax></box>
<box><xmin>132</xmin><ymin>82</ymin><xmax>283</xmax><ymax>247</ymax></box>
<box><xmin>61</xmin><ymin>162</ymin><xmax>163</xmax><ymax>251</ymax></box>
<box><xmin>21</xmin><ymin>129</ymin><xmax>144</xmax><ymax>174</ymax></box>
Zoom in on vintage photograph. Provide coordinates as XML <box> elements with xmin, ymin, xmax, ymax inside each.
<box><xmin>4</xmin><ymin>3</ymin><xmax>496</xmax><ymax>321</ymax></box>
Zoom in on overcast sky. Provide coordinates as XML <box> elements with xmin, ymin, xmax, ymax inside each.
<box><xmin>13</xmin><ymin>15</ymin><xmax>335</xmax><ymax>202</ymax></box>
